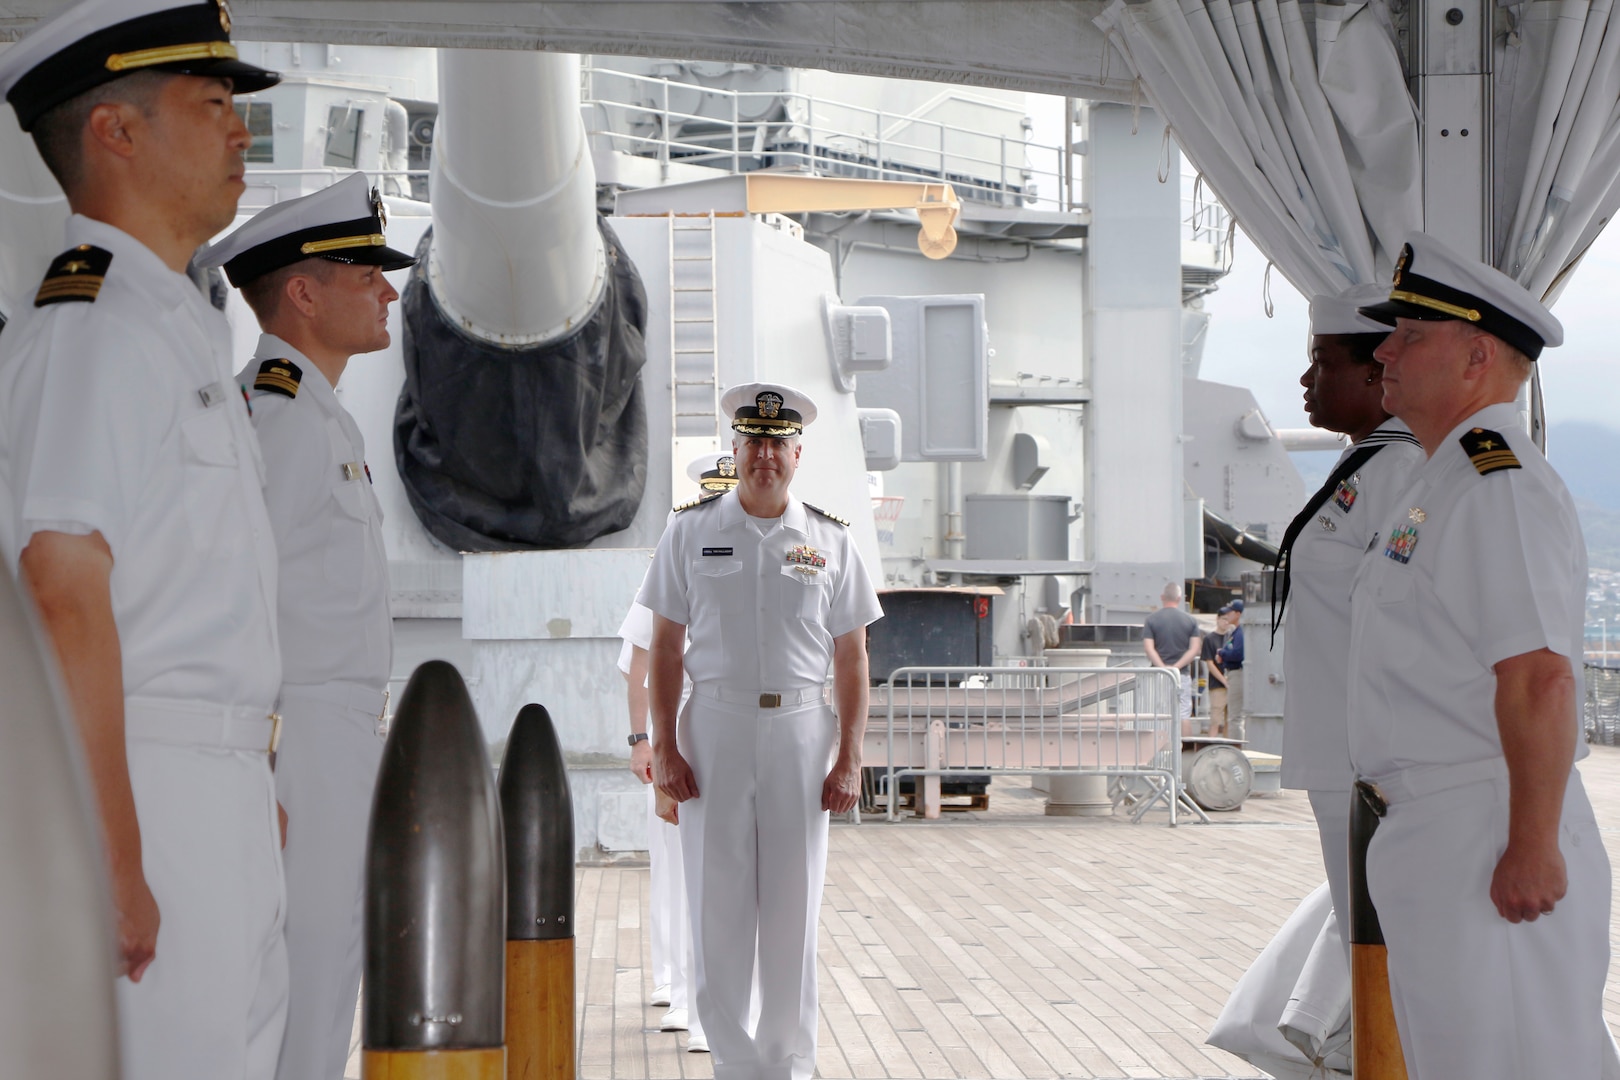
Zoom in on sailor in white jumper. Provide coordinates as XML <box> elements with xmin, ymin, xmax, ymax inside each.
<box><xmin>1273</xmin><ymin>284</ymin><xmax>1423</xmax><ymax>944</ymax></box>
<box><xmin>1348</xmin><ymin>233</ymin><xmax>1611</xmax><ymax>1078</ymax></box>
<box><xmin>200</xmin><ymin>174</ymin><xmax>415</xmax><ymax>1080</ymax></box>
<box><xmin>640</xmin><ymin>384</ymin><xmax>883</xmax><ymax>1080</ymax></box>
<box><xmin>618</xmin><ymin>452</ymin><xmax>737</xmax><ymax>1052</ymax></box>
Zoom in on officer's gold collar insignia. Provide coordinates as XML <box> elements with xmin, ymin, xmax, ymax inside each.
<box><xmin>34</xmin><ymin>244</ymin><xmax>112</xmax><ymax>307</ymax></box>
<box><xmin>254</xmin><ymin>357</ymin><xmax>303</xmax><ymax>398</ymax></box>
<box><xmin>803</xmin><ymin>502</ymin><xmax>850</xmax><ymax>527</ymax></box>
<box><xmin>674</xmin><ymin>491</ymin><xmax>724</xmax><ymax>513</ymax></box>
<box><xmin>1460</xmin><ymin>426</ymin><xmax>1520</xmax><ymax>475</ymax></box>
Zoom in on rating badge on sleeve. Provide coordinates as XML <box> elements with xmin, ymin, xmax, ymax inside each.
<box><xmin>1384</xmin><ymin>523</ymin><xmax>1419</xmax><ymax>564</ymax></box>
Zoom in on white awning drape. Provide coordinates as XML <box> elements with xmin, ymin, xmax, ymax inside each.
<box><xmin>1096</xmin><ymin>0</ymin><xmax>1620</xmax><ymax>306</ymax></box>
<box><xmin>1093</xmin><ymin>0</ymin><xmax>1417</xmax><ymax>297</ymax></box>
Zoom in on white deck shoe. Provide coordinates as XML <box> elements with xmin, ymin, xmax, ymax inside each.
<box><xmin>649</xmin><ymin>984</ymin><xmax>671</xmax><ymax>1007</ymax></box>
<box><xmin>659</xmin><ymin>1007</ymin><xmax>688</xmax><ymax>1031</ymax></box>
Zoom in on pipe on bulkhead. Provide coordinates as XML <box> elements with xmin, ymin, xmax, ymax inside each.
<box><xmin>428</xmin><ymin>49</ymin><xmax>607</xmax><ymax>346</ymax></box>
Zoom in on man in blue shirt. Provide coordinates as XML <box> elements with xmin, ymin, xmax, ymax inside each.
<box><xmin>1218</xmin><ymin>599</ymin><xmax>1245</xmax><ymax>737</ymax></box>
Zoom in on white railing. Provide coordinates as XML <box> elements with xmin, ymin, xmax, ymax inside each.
<box><xmin>580</xmin><ymin>63</ymin><xmax>1082</xmax><ymax>214</ymax></box>
<box><xmin>869</xmin><ymin>665</ymin><xmax>1201</xmax><ymax>826</ymax></box>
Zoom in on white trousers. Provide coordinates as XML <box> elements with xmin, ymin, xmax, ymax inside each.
<box><xmin>1369</xmin><ymin>770</ymin><xmax>1611</xmax><ymax>1079</ymax></box>
<box><xmin>679</xmin><ymin>694</ymin><xmax>837</xmax><ymax>1080</ymax></box>
<box><xmin>1306</xmin><ymin>789</ymin><xmax>1352</xmax><ymax>953</ymax></box>
<box><xmin>118</xmin><ymin>739</ymin><xmax>288</xmax><ymax>1080</ymax></box>
<box><xmin>272</xmin><ymin>698</ymin><xmax>385</xmax><ymax>1080</ymax></box>
<box><xmin>648</xmin><ymin>784</ymin><xmax>707</xmax><ymax>1042</ymax></box>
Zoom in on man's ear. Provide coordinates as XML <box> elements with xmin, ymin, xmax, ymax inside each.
<box><xmin>1463</xmin><ymin>328</ymin><xmax>1496</xmax><ymax>381</ymax></box>
<box><xmin>85</xmin><ymin>101</ymin><xmax>140</xmax><ymax>162</ymax></box>
<box><xmin>284</xmin><ymin>273</ymin><xmax>319</xmax><ymax>320</ymax></box>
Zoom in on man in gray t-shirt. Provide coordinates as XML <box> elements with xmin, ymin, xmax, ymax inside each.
<box><xmin>1141</xmin><ymin>583</ymin><xmax>1201</xmax><ymax>725</ymax></box>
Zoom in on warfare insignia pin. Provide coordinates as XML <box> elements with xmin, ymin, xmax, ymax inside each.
<box><xmin>757</xmin><ymin>392</ymin><xmax>783</xmax><ymax>419</ymax></box>
<box><xmin>1333</xmin><ymin>477</ymin><xmax>1358</xmax><ymax>513</ymax></box>
<box><xmin>1385</xmin><ymin>523</ymin><xmax>1419</xmax><ymax>564</ymax></box>
<box><xmin>1409</xmin><ymin>507</ymin><xmax>1426</xmax><ymax>524</ymax></box>
<box><xmin>1317</xmin><ymin>515</ymin><xmax>1336</xmax><ymax>532</ymax></box>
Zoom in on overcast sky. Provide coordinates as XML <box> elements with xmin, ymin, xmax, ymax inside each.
<box><xmin>1199</xmin><ymin>223</ymin><xmax>1620</xmax><ymax>433</ymax></box>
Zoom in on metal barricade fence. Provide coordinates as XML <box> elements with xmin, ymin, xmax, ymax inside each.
<box><xmin>872</xmin><ymin>665</ymin><xmax>1190</xmax><ymax>826</ymax></box>
<box><xmin>1585</xmin><ymin>664</ymin><xmax>1620</xmax><ymax>746</ymax></box>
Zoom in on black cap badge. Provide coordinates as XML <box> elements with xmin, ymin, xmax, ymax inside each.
<box><xmin>718</xmin><ymin>456</ymin><xmax>736</xmax><ymax>478</ymax></box>
<box><xmin>757</xmin><ymin>392</ymin><xmax>783</xmax><ymax>419</ymax></box>
<box><xmin>371</xmin><ymin>185</ymin><xmax>387</xmax><ymax>230</ymax></box>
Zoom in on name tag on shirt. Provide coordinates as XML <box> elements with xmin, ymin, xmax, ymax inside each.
<box><xmin>196</xmin><ymin>381</ymin><xmax>229</xmax><ymax>409</ymax></box>
<box><xmin>702</xmin><ymin>547</ymin><xmax>733</xmax><ymax>557</ymax></box>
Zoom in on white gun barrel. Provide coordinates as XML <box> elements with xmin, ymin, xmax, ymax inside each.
<box><xmin>427</xmin><ymin>49</ymin><xmax>607</xmax><ymax>346</ymax></box>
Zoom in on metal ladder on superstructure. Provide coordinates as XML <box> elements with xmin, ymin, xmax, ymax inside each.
<box><xmin>668</xmin><ymin>213</ymin><xmax>722</xmax><ymax>498</ymax></box>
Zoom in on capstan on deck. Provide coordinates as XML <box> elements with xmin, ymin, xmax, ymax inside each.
<box><xmin>346</xmin><ymin>745</ymin><xmax>1620</xmax><ymax>1079</ymax></box>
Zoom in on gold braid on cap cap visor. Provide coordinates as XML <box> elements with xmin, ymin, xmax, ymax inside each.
<box><xmin>733</xmin><ymin>417</ymin><xmax>802</xmax><ymax>436</ymax></box>
<box><xmin>300</xmin><ymin>234</ymin><xmax>387</xmax><ymax>256</ymax></box>
<box><xmin>1387</xmin><ymin>288</ymin><xmax>1482</xmax><ymax>323</ymax></box>
<box><xmin>105</xmin><ymin>40</ymin><xmax>239</xmax><ymax>72</ymax></box>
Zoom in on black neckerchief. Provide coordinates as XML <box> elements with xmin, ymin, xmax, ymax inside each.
<box><xmin>1270</xmin><ymin>427</ymin><xmax>1422</xmax><ymax>643</ymax></box>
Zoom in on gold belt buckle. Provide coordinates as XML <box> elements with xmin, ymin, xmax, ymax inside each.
<box><xmin>759</xmin><ymin>692</ymin><xmax>782</xmax><ymax>708</ymax></box>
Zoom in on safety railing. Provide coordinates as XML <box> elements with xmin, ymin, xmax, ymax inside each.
<box><xmin>1585</xmin><ymin>663</ymin><xmax>1620</xmax><ymax>746</ymax></box>
<box><xmin>869</xmin><ymin>665</ymin><xmax>1196</xmax><ymax>826</ymax></box>
<box><xmin>580</xmin><ymin>63</ymin><xmax>1074</xmax><ymax>213</ymax></box>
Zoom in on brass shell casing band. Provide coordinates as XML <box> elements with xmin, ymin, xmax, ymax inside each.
<box><xmin>301</xmin><ymin>233</ymin><xmax>388</xmax><ymax>256</ymax></box>
<box><xmin>105</xmin><ymin>40</ymin><xmax>237</xmax><ymax>72</ymax></box>
<box><xmin>1386</xmin><ymin>288</ymin><xmax>1481</xmax><ymax>323</ymax></box>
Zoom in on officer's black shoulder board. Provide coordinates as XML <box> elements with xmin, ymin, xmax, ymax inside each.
<box><xmin>804</xmin><ymin>502</ymin><xmax>850</xmax><ymax>527</ymax></box>
<box><xmin>34</xmin><ymin>245</ymin><xmax>113</xmax><ymax>307</ymax></box>
<box><xmin>254</xmin><ymin>358</ymin><xmax>302</xmax><ymax>398</ymax></box>
<box><xmin>674</xmin><ymin>491</ymin><xmax>724</xmax><ymax>513</ymax></box>
<box><xmin>1460</xmin><ymin>427</ymin><xmax>1520</xmax><ymax>476</ymax></box>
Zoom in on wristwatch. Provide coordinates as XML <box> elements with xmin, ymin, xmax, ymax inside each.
<box><xmin>628</xmin><ymin>732</ymin><xmax>649</xmax><ymax>746</ymax></box>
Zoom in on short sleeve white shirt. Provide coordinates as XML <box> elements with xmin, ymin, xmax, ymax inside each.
<box><xmin>0</xmin><ymin>216</ymin><xmax>280</xmax><ymax>708</ymax></box>
<box><xmin>616</xmin><ymin>599</ymin><xmax>656</xmax><ymax>676</ymax></box>
<box><xmin>237</xmin><ymin>335</ymin><xmax>391</xmax><ymax>691</ymax></box>
<box><xmin>1346</xmin><ymin>403</ymin><xmax>1587</xmax><ymax>778</ymax></box>
<box><xmin>636</xmin><ymin>489</ymin><xmax>884</xmax><ymax>689</ymax></box>
<box><xmin>1281</xmin><ymin>419</ymin><xmax>1424</xmax><ymax>791</ymax></box>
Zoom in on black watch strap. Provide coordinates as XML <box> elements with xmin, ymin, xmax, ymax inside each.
<box><xmin>628</xmin><ymin>732</ymin><xmax>649</xmax><ymax>746</ymax></box>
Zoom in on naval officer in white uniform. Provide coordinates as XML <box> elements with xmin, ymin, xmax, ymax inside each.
<box><xmin>1273</xmin><ymin>284</ymin><xmax>1423</xmax><ymax>944</ymax></box>
<box><xmin>619</xmin><ymin>451</ymin><xmax>737</xmax><ymax>1052</ymax></box>
<box><xmin>0</xmin><ymin>4</ymin><xmax>286</xmax><ymax>1078</ymax></box>
<box><xmin>199</xmin><ymin>174</ymin><xmax>415</xmax><ymax>1080</ymax></box>
<box><xmin>640</xmin><ymin>384</ymin><xmax>883</xmax><ymax>1080</ymax></box>
<box><xmin>1349</xmin><ymin>234</ymin><xmax>1611</xmax><ymax>1077</ymax></box>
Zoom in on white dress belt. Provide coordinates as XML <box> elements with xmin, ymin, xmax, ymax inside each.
<box><xmin>124</xmin><ymin>695</ymin><xmax>281</xmax><ymax>754</ymax></box>
<box><xmin>1358</xmin><ymin>757</ymin><xmax>1509</xmax><ymax>808</ymax></box>
<box><xmin>691</xmin><ymin>682</ymin><xmax>827</xmax><ymax>709</ymax></box>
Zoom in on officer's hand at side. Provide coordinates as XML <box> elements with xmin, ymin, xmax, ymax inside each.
<box><xmin>1491</xmin><ymin>841</ymin><xmax>1567</xmax><ymax>923</ymax></box>
<box><xmin>630</xmin><ymin>739</ymin><xmax>654</xmax><ymax>784</ymax></box>
<box><xmin>655</xmin><ymin>787</ymin><xmax>680</xmax><ymax>825</ymax></box>
<box><xmin>822</xmin><ymin>757</ymin><xmax>860</xmax><ymax>814</ymax></box>
<box><xmin>115</xmin><ymin>871</ymin><xmax>160</xmax><ymax>982</ymax></box>
<box><xmin>653</xmin><ymin>744</ymin><xmax>699</xmax><ymax>802</ymax></box>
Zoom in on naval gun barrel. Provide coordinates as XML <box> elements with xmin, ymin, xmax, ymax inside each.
<box><xmin>0</xmin><ymin>571</ymin><xmax>118</xmax><ymax>1078</ymax></box>
<box><xmin>498</xmin><ymin>703</ymin><xmax>577</xmax><ymax>1080</ymax></box>
<box><xmin>364</xmin><ymin>660</ymin><xmax>506</xmax><ymax>1078</ymax></box>
<box><xmin>428</xmin><ymin>49</ymin><xmax>607</xmax><ymax>345</ymax></box>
